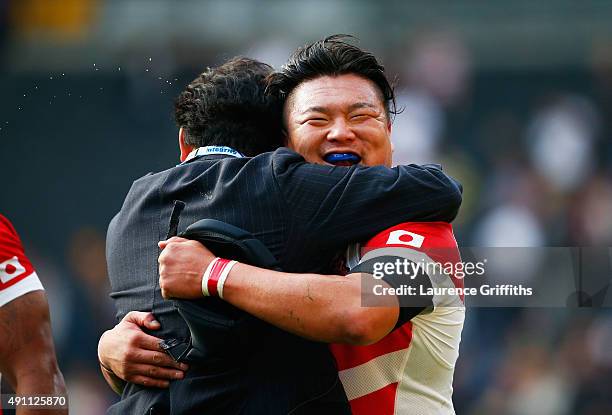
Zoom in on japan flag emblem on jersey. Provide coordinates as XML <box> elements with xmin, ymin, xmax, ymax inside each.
<box><xmin>0</xmin><ymin>256</ymin><xmax>27</xmax><ymax>283</ymax></box>
<box><xmin>386</xmin><ymin>230</ymin><xmax>425</xmax><ymax>248</ymax></box>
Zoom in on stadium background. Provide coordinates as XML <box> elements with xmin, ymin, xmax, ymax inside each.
<box><xmin>1</xmin><ymin>1</ymin><xmax>611</xmax><ymax>413</ymax></box>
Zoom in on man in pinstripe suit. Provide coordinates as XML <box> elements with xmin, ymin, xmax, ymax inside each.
<box><xmin>101</xmin><ymin>37</ymin><xmax>461</xmax><ymax>415</ymax></box>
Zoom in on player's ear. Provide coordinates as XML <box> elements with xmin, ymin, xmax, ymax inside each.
<box><xmin>178</xmin><ymin>127</ymin><xmax>194</xmax><ymax>162</ymax></box>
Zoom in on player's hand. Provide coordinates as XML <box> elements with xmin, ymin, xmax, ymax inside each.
<box><xmin>98</xmin><ymin>311</ymin><xmax>188</xmax><ymax>388</ymax></box>
<box><xmin>158</xmin><ymin>237</ymin><xmax>216</xmax><ymax>299</ymax></box>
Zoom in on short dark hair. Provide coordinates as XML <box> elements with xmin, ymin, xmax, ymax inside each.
<box><xmin>175</xmin><ymin>57</ymin><xmax>284</xmax><ymax>157</ymax></box>
<box><xmin>267</xmin><ymin>34</ymin><xmax>397</xmax><ymax>118</ymax></box>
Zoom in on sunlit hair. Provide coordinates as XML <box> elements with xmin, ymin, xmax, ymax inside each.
<box><xmin>175</xmin><ymin>57</ymin><xmax>284</xmax><ymax>156</ymax></box>
<box><xmin>267</xmin><ymin>34</ymin><xmax>397</xmax><ymax>119</ymax></box>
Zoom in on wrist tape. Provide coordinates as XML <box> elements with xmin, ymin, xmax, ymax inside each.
<box><xmin>201</xmin><ymin>257</ymin><xmax>237</xmax><ymax>299</ymax></box>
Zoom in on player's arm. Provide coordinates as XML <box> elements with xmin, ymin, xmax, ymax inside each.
<box><xmin>208</xmin><ymin>267</ymin><xmax>397</xmax><ymax>345</ymax></box>
<box><xmin>0</xmin><ymin>291</ymin><xmax>67</xmax><ymax>415</ymax></box>
<box><xmin>159</xmin><ymin>238</ymin><xmax>429</xmax><ymax>345</ymax></box>
<box><xmin>97</xmin><ymin>311</ymin><xmax>188</xmax><ymax>394</ymax></box>
<box><xmin>274</xmin><ymin>150</ymin><xmax>462</xmax><ymax>249</ymax></box>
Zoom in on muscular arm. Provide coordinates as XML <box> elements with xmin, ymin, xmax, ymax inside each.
<box><xmin>223</xmin><ymin>265</ymin><xmax>399</xmax><ymax>345</ymax></box>
<box><xmin>0</xmin><ymin>291</ymin><xmax>66</xmax><ymax>415</ymax></box>
<box><xmin>159</xmin><ymin>238</ymin><xmax>399</xmax><ymax>345</ymax></box>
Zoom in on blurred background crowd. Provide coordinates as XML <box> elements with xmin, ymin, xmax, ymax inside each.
<box><xmin>1</xmin><ymin>1</ymin><xmax>611</xmax><ymax>414</ymax></box>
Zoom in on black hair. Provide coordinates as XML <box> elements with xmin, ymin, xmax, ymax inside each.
<box><xmin>267</xmin><ymin>34</ymin><xmax>397</xmax><ymax>118</ymax></box>
<box><xmin>175</xmin><ymin>57</ymin><xmax>284</xmax><ymax>156</ymax></box>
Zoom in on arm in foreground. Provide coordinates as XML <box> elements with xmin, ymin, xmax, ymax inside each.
<box><xmin>0</xmin><ymin>291</ymin><xmax>67</xmax><ymax>415</ymax></box>
<box><xmin>158</xmin><ymin>238</ymin><xmax>399</xmax><ymax>346</ymax></box>
<box><xmin>220</xmin><ymin>265</ymin><xmax>399</xmax><ymax>345</ymax></box>
<box><xmin>97</xmin><ymin>311</ymin><xmax>188</xmax><ymax>394</ymax></box>
<box><xmin>274</xmin><ymin>152</ymin><xmax>463</xmax><ymax>247</ymax></box>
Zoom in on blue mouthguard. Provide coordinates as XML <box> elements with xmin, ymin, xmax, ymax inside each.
<box><xmin>324</xmin><ymin>153</ymin><xmax>361</xmax><ymax>164</ymax></box>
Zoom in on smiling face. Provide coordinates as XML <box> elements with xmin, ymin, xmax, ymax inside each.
<box><xmin>284</xmin><ymin>74</ymin><xmax>393</xmax><ymax>167</ymax></box>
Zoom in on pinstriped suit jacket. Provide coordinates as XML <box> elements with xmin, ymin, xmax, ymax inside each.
<box><xmin>106</xmin><ymin>147</ymin><xmax>461</xmax><ymax>415</ymax></box>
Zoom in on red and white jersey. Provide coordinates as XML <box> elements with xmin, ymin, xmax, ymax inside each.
<box><xmin>0</xmin><ymin>215</ymin><xmax>44</xmax><ymax>405</ymax></box>
<box><xmin>330</xmin><ymin>222</ymin><xmax>465</xmax><ymax>415</ymax></box>
<box><xmin>0</xmin><ymin>215</ymin><xmax>44</xmax><ymax>308</ymax></box>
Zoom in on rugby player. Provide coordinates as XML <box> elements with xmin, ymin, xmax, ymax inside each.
<box><xmin>0</xmin><ymin>214</ymin><xmax>67</xmax><ymax>415</ymax></box>
<box><xmin>99</xmin><ymin>36</ymin><xmax>463</xmax><ymax>413</ymax></box>
<box><xmin>157</xmin><ymin>38</ymin><xmax>465</xmax><ymax>414</ymax></box>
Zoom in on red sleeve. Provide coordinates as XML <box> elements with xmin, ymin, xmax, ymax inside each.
<box><xmin>364</xmin><ymin>221</ymin><xmax>458</xmax><ymax>249</ymax></box>
<box><xmin>362</xmin><ymin>221</ymin><xmax>464</xmax><ymax>298</ymax></box>
<box><xmin>0</xmin><ymin>215</ymin><xmax>37</xmax><ymax>292</ymax></box>
<box><xmin>363</xmin><ymin>221</ymin><xmax>462</xmax><ymax>270</ymax></box>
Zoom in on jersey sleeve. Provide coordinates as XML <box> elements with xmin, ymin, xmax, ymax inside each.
<box><xmin>350</xmin><ymin>222</ymin><xmax>463</xmax><ymax>329</ymax></box>
<box><xmin>0</xmin><ymin>215</ymin><xmax>44</xmax><ymax>307</ymax></box>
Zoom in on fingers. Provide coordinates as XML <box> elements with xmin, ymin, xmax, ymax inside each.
<box><xmin>131</xmin><ymin>348</ymin><xmax>185</xmax><ymax>368</ymax></box>
<box><xmin>158</xmin><ymin>239</ymin><xmax>202</xmax><ymax>260</ymax></box>
<box><xmin>158</xmin><ymin>236</ymin><xmax>190</xmax><ymax>249</ymax></box>
<box><xmin>141</xmin><ymin>313</ymin><xmax>161</xmax><ymax>330</ymax></box>
<box><xmin>128</xmin><ymin>363</ymin><xmax>185</xmax><ymax>383</ymax></box>
<box><xmin>123</xmin><ymin>311</ymin><xmax>161</xmax><ymax>330</ymax></box>
<box><xmin>130</xmin><ymin>331</ymin><xmax>167</xmax><ymax>353</ymax></box>
<box><xmin>129</xmin><ymin>375</ymin><xmax>170</xmax><ymax>389</ymax></box>
<box><xmin>122</xmin><ymin>351</ymin><xmax>188</xmax><ymax>386</ymax></box>
<box><xmin>121</xmin><ymin>322</ymin><xmax>169</xmax><ymax>354</ymax></box>
<box><xmin>149</xmin><ymin>350</ymin><xmax>188</xmax><ymax>371</ymax></box>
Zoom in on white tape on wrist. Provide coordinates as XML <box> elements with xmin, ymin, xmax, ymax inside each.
<box><xmin>201</xmin><ymin>257</ymin><xmax>238</xmax><ymax>299</ymax></box>
<box><xmin>217</xmin><ymin>260</ymin><xmax>237</xmax><ymax>299</ymax></box>
<box><xmin>201</xmin><ymin>257</ymin><xmax>220</xmax><ymax>297</ymax></box>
